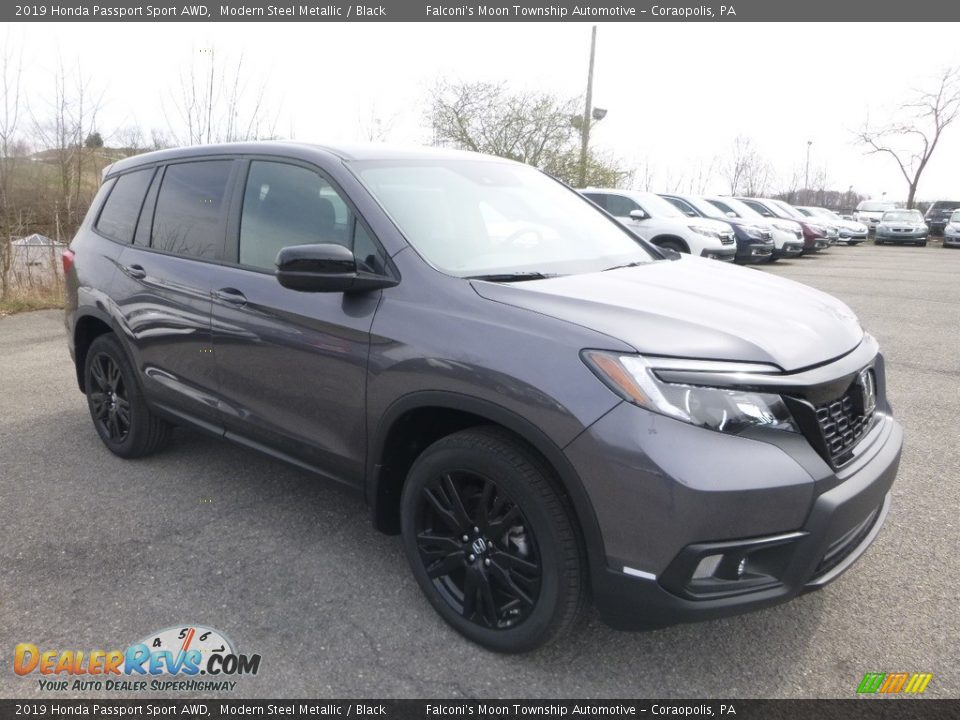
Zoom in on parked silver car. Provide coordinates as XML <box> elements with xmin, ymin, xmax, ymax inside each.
<box><xmin>797</xmin><ymin>207</ymin><xmax>868</xmax><ymax>245</ymax></box>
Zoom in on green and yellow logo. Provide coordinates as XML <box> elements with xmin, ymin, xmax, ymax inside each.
<box><xmin>857</xmin><ymin>672</ymin><xmax>933</xmax><ymax>695</ymax></box>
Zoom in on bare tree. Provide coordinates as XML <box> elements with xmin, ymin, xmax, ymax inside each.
<box><xmin>858</xmin><ymin>66</ymin><xmax>960</xmax><ymax>208</ymax></box>
<box><xmin>722</xmin><ymin>135</ymin><xmax>773</xmax><ymax>196</ymax></box>
<box><xmin>0</xmin><ymin>33</ymin><xmax>23</xmax><ymax>211</ymax></box>
<box><xmin>429</xmin><ymin>79</ymin><xmax>630</xmax><ymax>187</ymax></box>
<box><xmin>170</xmin><ymin>48</ymin><xmax>277</xmax><ymax>145</ymax></box>
<box><xmin>358</xmin><ymin>103</ymin><xmax>397</xmax><ymax>143</ymax></box>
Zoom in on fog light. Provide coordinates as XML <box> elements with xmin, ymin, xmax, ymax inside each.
<box><xmin>736</xmin><ymin>557</ymin><xmax>747</xmax><ymax>578</ymax></box>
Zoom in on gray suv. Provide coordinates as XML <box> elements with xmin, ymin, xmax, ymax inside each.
<box><xmin>64</xmin><ymin>142</ymin><xmax>903</xmax><ymax>652</ymax></box>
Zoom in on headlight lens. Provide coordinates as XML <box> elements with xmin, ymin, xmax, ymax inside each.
<box><xmin>807</xmin><ymin>224</ymin><xmax>827</xmax><ymax>236</ymax></box>
<box><xmin>772</xmin><ymin>221</ymin><xmax>796</xmax><ymax>233</ymax></box>
<box><xmin>742</xmin><ymin>224</ymin><xmax>765</xmax><ymax>239</ymax></box>
<box><xmin>689</xmin><ymin>224</ymin><xmax>721</xmax><ymax>238</ymax></box>
<box><xmin>582</xmin><ymin>351</ymin><xmax>799</xmax><ymax>435</ymax></box>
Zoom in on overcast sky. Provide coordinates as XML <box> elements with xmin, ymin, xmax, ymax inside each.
<box><xmin>12</xmin><ymin>22</ymin><xmax>960</xmax><ymax>201</ymax></box>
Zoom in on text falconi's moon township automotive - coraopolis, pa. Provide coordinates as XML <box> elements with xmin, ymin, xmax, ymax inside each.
<box><xmin>423</xmin><ymin>5</ymin><xmax>734</xmax><ymax>18</ymax></box>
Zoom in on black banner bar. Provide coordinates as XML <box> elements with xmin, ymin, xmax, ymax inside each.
<box><xmin>0</xmin><ymin>700</ymin><xmax>954</xmax><ymax>720</ymax></box>
<box><xmin>2</xmin><ymin>0</ymin><xmax>958</xmax><ymax>23</ymax></box>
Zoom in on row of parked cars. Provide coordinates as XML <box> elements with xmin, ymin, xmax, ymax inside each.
<box><xmin>580</xmin><ymin>189</ymin><xmax>864</xmax><ymax>264</ymax></box>
<box><xmin>581</xmin><ymin>190</ymin><xmax>960</xmax><ymax>262</ymax></box>
<box><xmin>853</xmin><ymin>199</ymin><xmax>960</xmax><ymax>248</ymax></box>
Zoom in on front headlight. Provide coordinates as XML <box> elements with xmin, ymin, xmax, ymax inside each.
<box><xmin>689</xmin><ymin>224</ymin><xmax>721</xmax><ymax>239</ymax></box>
<box><xmin>807</xmin><ymin>224</ymin><xmax>827</xmax><ymax>236</ymax></box>
<box><xmin>582</xmin><ymin>351</ymin><xmax>799</xmax><ymax>435</ymax></box>
<box><xmin>742</xmin><ymin>224</ymin><xmax>765</xmax><ymax>239</ymax></box>
<box><xmin>772</xmin><ymin>221</ymin><xmax>796</xmax><ymax>233</ymax></box>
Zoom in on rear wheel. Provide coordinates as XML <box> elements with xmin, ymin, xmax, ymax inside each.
<box><xmin>400</xmin><ymin>427</ymin><xmax>585</xmax><ymax>653</ymax></box>
<box><xmin>84</xmin><ymin>334</ymin><xmax>171</xmax><ymax>458</ymax></box>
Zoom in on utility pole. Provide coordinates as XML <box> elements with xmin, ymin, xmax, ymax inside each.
<box><xmin>578</xmin><ymin>26</ymin><xmax>597</xmax><ymax>189</ymax></box>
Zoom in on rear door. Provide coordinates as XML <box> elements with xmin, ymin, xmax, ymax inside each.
<box><xmin>206</xmin><ymin>158</ymin><xmax>391</xmax><ymax>486</ymax></box>
<box><xmin>111</xmin><ymin>158</ymin><xmax>240</xmax><ymax>429</ymax></box>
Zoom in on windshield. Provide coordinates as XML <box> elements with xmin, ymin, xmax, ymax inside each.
<box><xmin>634</xmin><ymin>192</ymin><xmax>685</xmax><ymax>218</ymax></box>
<box><xmin>685</xmin><ymin>196</ymin><xmax>727</xmax><ymax>219</ymax></box>
<box><xmin>351</xmin><ymin>159</ymin><xmax>654</xmax><ymax>277</ymax></box>
<box><xmin>814</xmin><ymin>208</ymin><xmax>841</xmax><ymax>220</ymax></box>
<box><xmin>858</xmin><ymin>201</ymin><xmax>895</xmax><ymax>212</ymax></box>
<box><xmin>932</xmin><ymin>201</ymin><xmax>960</xmax><ymax>211</ymax></box>
<box><xmin>705</xmin><ymin>197</ymin><xmax>764</xmax><ymax>220</ymax></box>
<box><xmin>772</xmin><ymin>200</ymin><xmax>804</xmax><ymax>219</ymax></box>
<box><xmin>882</xmin><ymin>210</ymin><xmax>923</xmax><ymax>223</ymax></box>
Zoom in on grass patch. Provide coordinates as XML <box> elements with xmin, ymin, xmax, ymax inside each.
<box><xmin>0</xmin><ymin>287</ymin><xmax>65</xmax><ymax>317</ymax></box>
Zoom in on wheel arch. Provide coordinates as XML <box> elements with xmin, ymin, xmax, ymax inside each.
<box><xmin>367</xmin><ymin>391</ymin><xmax>607</xmax><ymax>577</ymax></box>
<box><xmin>73</xmin><ymin>309</ymin><xmax>117</xmax><ymax>392</ymax></box>
<box><xmin>650</xmin><ymin>235</ymin><xmax>690</xmax><ymax>253</ymax></box>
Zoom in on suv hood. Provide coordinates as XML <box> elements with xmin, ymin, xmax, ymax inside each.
<box><xmin>472</xmin><ymin>257</ymin><xmax>863</xmax><ymax>372</ymax></box>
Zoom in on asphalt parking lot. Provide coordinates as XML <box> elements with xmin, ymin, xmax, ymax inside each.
<box><xmin>1</xmin><ymin>241</ymin><xmax>958</xmax><ymax>699</ymax></box>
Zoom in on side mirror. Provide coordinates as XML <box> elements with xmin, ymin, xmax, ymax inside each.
<box><xmin>629</xmin><ymin>209</ymin><xmax>649</xmax><ymax>221</ymax></box>
<box><xmin>275</xmin><ymin>243</ymin><xmax>397</xmax><ymax>293</ymax></box>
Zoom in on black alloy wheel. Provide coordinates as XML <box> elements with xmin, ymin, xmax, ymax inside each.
<box><xmin>84</xmin><ymin>333</ymin><xmax>171</xmax><ymax>458</ymax></box>
<box><xmin>414</xmin><ymin>470</ymin><xmax>542</xmax><ymax>630</ymax></box>
<box><xmin>400</xmin><ymin>427</ymin><xmax>585</xmax><ymax>653</ymax></box>
<box><xmin>88</xmin><ymin>351</ymin><xmax>131</xmax><ymax>444</ymax></box>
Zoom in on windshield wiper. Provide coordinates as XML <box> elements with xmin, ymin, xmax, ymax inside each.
<box><xmin>465</xmin><ymin>272</ymin><xmax>558</xmax><ymax>282</ymax></box>
<box><xmin>601</xmin><ymin>261</ymin><xmax>648</xmax><ymax>272</ymax></box>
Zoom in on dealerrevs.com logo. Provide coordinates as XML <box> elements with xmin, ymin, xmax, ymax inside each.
<box><xmin>14</xmin><ymin>625</ymin><xmax>260</xmax><ymax>692</ymax></box>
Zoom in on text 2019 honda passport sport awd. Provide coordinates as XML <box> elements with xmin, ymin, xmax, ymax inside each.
<box><xmin>64</xmin><ymin>143</ymin><xmax>903</xmax><ymax>653</ymax></box>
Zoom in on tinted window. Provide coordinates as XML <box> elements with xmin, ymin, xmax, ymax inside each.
<box><xmin>582</xmin><ymin>193</ymin><xmax>608</xmax><ymax>211</ymax></box>
<box><xmin>96</xmin><ymin>169</ymin><xmax>154</xmax><ymax>243</ymax></box>
<box><xmin>239</xmin><ymin>161</ymin><xmax>386</xmax><ymax>273</ymax></box>
<box><xmin>606</xmin><ymin>194</ymin><xmax>641</xmax><ymax>217</ymax></box>
<box><xmin>152</xmin><ymin>161</ymin><xmax>233</xmax><ymax>259</ymax></box>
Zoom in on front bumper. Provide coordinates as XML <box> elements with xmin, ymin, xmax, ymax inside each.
<box><xmin>944</xmin><ymin>233</ymin><xmax>960</xmax><ymax>247</ymax></box>
<box><xmin>876</xmin><ymin>230</ymin><xmax>927</xmax><ymax>243</ymax></box>
<box><xmin>735</xmin><ymin>240</ymin><xmax>775</xmax><ymax>263</ymax></box>
<box><xmin>700</xmin><ymin>246</ymin><xmax>737</xmax><ymax>261</ymax></box>
<box><xmin>564</xmin><ymin>363</ymin><xmax>903</xmax><ymax>630</ymax></box>
<box><xmin>773</xmin><ymin>241</ymin><xmax>804</xmax><ymax>258</ymax></box>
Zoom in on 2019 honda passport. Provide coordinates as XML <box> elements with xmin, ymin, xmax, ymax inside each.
<box><xmin>64</xmin><ymin>142</ymin><xmax>903</xmax><ymax>652</ymax></box>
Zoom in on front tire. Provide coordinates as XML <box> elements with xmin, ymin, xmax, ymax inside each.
<box><xmin>400</xmin><ymin>427</ymin><xmax>585</xmax><ymax>653</ymax></box>
<box><xmin>84</xmin><ymin>334</ymin><xmax>172</xmax><ymax>458</ymax></box>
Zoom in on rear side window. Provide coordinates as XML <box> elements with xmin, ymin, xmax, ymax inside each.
<box><xmin>152</xmin><ymin>161</ymin><xmax>233</xmax><ymax>259</ymax></box>
<box><xmin>96</xmin><ymin>169</ymin><xmax>154</xmax><ymax>243</ymax></box>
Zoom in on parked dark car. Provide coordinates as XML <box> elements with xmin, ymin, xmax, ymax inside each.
<box><xmin>660</xmin><ymin>193</ymin><xmax>775</xmax><ymax>263</ymax></box>
<box><xmin>923</xmin><ymin>200</ymin><xmax>960</xmax><ymax>235</ymax></box>
<box><xmin>64</xmin><ymin>142</ymin><xmax>903</xmax><ymax>652</ymax></box>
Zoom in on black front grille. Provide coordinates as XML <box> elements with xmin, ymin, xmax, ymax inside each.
<box><xmin>812</xmin><ymin>506</ymin><xmax>880</xmax><ymax>578</ymax></box>
<box><xmin>813</xmin><ymin>377</ymin><xmax>875</xmax><ymax>466</ymax></box>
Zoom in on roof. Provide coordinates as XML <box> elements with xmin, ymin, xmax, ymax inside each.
<box><xmin>105</xmin><ymin>140</ymin><xmax>508</xmax><ymax>178</ymax></box>
<box><xmin>12</xmin><ymin>233</ymin><xmax>62</xmax><ymax>246</ymax></box>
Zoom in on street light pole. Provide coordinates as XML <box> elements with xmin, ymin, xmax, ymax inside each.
<box><xmin>804</xmin><ymin>140</ymin><xmax>812</xmax><ymax>193</ymax></box>
<box><xmin>578</xmin><ymin>25</ymin><xmax>597</xmax><ymax>189</ymax></box>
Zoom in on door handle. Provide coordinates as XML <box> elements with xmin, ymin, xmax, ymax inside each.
<box><xmin>214</xmin><ymin>288</ymin><xmax>248</xmax><ymax>306</ymax></box>
<box><xmin>123</xmin><ymin>264</ymin><xmax>146</xmax><ymax>279</ymax></box>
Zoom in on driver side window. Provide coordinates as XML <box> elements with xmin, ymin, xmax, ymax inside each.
<box><xmin>239</xmin><ymin>161</ymin><xmax>387</xmax><ymax>274</ymax></box>
<box><xmin>605</xmin><ymin>194</ymin><xmax>641</xmax><ymax>217</ymax></box>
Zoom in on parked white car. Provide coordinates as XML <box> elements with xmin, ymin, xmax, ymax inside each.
<box><xmin>855</xmin><ymin>200</ymin><xmax>897</xmax><ymax>233</ymax></box>
<box><xmin>702</xmin><ymin>196</ymin><xmax>805</xmax><ymax>258</ymax></box>
<box><xmin>797</xmin><ymin>206</ymin><xmax>868</xmax><ymax>245</ymax></box>
<box><xmin>581</xmin><ymin>189</ymin><xmax>737</xmax><ymax>260</ymax></box>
